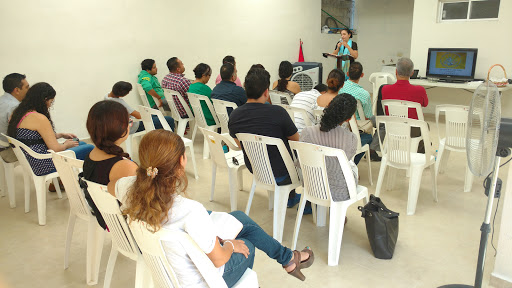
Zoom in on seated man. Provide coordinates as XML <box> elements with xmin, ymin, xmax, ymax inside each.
<box><xmin>215</xmin><ymin>55</ymin><xmax>242</xmax><ymax>87</ymax></box>
<box><xmin>212</xmin><ymin>63</ymin><xmax>247</xmax><ymax>113</ymax></box>
<box><xmin>339</xmin><ymin>61</ymin><xmax>379</xmax><ymax>162</ymax></box>
<box><xmin>371</xmin><ymin>57</ymin><xmax>429</xmax><ymax>153</ymax></box>
<box><xmin>290</xmin><ymin>83</ymin><xmax>327</xmax><ymax>134</ymax></box>
<box><xmin>0</xmin><ymin>73</ymin><xmax>29</xmax><ymax>163</ymax></box>
<box><xmin>229</xmin><ymin>68</ymin><xmax>306</xmax><ymax>211</ymax></box>
<box><xmin>137</xmin><ymin>59</ymin><xmax>171</xmax><ymax>112</ymax></box>
<box><xmin>161</xmin><ymin>57</ymin><xmax>192</xmax><ymax>119</ymax></box>
<box><xmin>105</xmin><ymin>81</ymin><xmax>175</xmax><ymax>133</ymax></box>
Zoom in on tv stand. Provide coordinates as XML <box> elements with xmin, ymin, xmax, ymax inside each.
<box><xmin>410</xmin><ymin>79</ymin><xmax>511</xmax><ymax>92</ymax></box>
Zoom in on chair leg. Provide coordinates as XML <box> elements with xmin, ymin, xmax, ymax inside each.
<box><xmin>236</xmin><ymin>167</ymin><xmax>244</xmax><ymax>191</ymax></box>
<box><xmin>86</xmin><ymin>220</ymin><xmax>105</xmax><ymax>285</ymax></box>
<box><xmin>312</xmin><ymin>204</ymin><xmax>317</xmax><ymax>224</ymax></box>
<box><xmin>407</xmin><ymin>166</ymin><xmax>424</xmax><ymax>215</ymax></box>
<box><xmin>366</xmin><ymin>149</ymin><xmax>373</xmax><ymax>186</ymax></box>
<box><xmin>103</xmin><ymin>244</ymin><xmax>119</xmax><ymax>288</ymax></box>
<box><xmin>464</xmin><ymin>165</ymin><xmax>473</xmax><ymax>193</ymax></box>
<box><xmin>272</xmin><ymin>186</ymin><xmax>289</xmax><ymax>243</ymax></box>
<box><xmin>245</xmin><ymin>179</ymin><xmax>257</xmax><ymax>215</ymax></box>
<box><xmin>0</xmin><ymin>163</ymin><xmax>5</xmax><ymax>197</ymax></box>
<box><xmin>190</xmin><ymin>121</ymin><xmax>197</xmax><ymax>142</ymax></box>
<box><xmin>24</xmin><ymin>172</ymin><xmax>31</xmax><ymax>213</ymax></box>
<box><xmin>387</xmin><ymin>167</ymin><xmax>397</xmax><ymax>191</ymax></box>
<box><xmin>267</xmin><ymin>190</ymin><xmax>274</xmax><ymax>211</ymax></box>
<box><xmin>316</xmin><ymin>206</ymin><xmax>327</xmax><ymax>227</ymax></box>
<box><xmin>5</xmin><ymin>164</ymin><xmax>16</xmax><ymax>208</ymax></box>
<box><xmin>202</xmin><ymin>137</ymin><xmax>210</xmax><ymax>159</ymax></box>
<box><xmin>375</xmin><ymin>160</ymin><xmax>388</xmax><ymax>197</ymax></box>
<box><xmin>53</xmin><ymin>177</ymin><xmax>63</xmax><ymax>199</ymax></box>
<box><xmin>430</xmin><ymin>165</ymin><xmax>438</xmax><ymax>202</ymax></box>
<box><xmin>228</xmin><ymin>168</ymin><xmax>238</xmax><ymax>212</ymax></box>
<box><xmin>64</xmin><ymin>212</ymin><xmax>77</xmax><ymax>269</ymax></box>
<box><xmin>328</xmin><ymin>205</ymin><xmax>348</xmax><ymax>266</ymax></box>
<box><xmin>176</xmin><ymin>121</ymin><xmax>187</xmax><ymax>138</ymax></box>
<box><xmin>187</xmin><ymin>145</ymin><xmax>199</xmax><ymax>180</ymax></box>
<box><xmin>210</xmin><ymin>163</ymin><xmax>216</xmax><ymax>202</ymax></box>
<box><xmin>439</xmin><ymin>147</ymin><xmax>451</xmax><ymax>175</ymax></box>
<box><xmin>292</xmin><ymin>195</ymin><xmax>308</xmax><ymax>250</ymax></box>
<box><xmin>35</xmin><ymin>178</ymin><xmax>47</xmax><ymax>225</ymax></box>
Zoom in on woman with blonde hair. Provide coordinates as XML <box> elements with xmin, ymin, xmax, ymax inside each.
<box><xmin>114</xmin><ymin>130</ymin><xmax>314</xmax><ymax>287</ymax></box>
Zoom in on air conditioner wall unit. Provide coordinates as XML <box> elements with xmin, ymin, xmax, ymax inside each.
<box><xmin>291</xmin><ymin>62</ymin><xmax>323</xmax><ymax>92</ymax></box>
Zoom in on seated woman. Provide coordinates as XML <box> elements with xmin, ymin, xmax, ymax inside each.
<box><xmin>300</xmin><ymin>93</ymin><xmax>359</xmax><ymax>204</ymax></box>
<box><xmin>272</xmin><ymin>61</ymin><xmax>301</xmax><ymax>104</ymax></box>
<box><xmin>82</xmin><ymin>100</ymin><xmax>138</xmax><ymax>229</ymax></box>
<box><xmin>116</xmin><ymin>130</ymin><xmax>314</xmax><ymax>287</ymax></box>
<box><xmin>316</xmin><ymin>69</ymin><xmax>346</xmax><ymax>108</ymax></box>
<box><xmin>7</xmin><ymin>82</ymin><xmax>94</xmax><ymax>176</ymax></box>
<box><xmin>187</xmin><ymin>63</ymin><xmax>216</xmax><ymax>126</ymax></box>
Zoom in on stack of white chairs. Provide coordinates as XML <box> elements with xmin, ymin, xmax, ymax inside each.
<box><xmin>381</xmin><ymin>99</ymin><xmax>424</xmax><ymax>153</ymax></box>
<box><xmin>163</xmin><ymin>89</ymin><xmax>196</xmax><ymax>139</ymax></box>
<box><xmin>129</xmin><ymin>218</ymin><xmax>259</xmax><ymax>288</ymax></box>
<box><xmin>435</xmin><ymin>104</ymin><xmax>473</xmax><ymax>192</ymax></box>
<box><xmin>368</xmin><ymin>72</ymin><xmax>396</xmax><ymax>115</ymax></box>
<box><xmin>212</xmin><ymin>99</ymin><xmax>238</xmax><ymax>134</ymax></box>
<box><xmin>289</xmin><ymin>141</ymin><xmax>369</xmax><ymax>266</ymax></box>
<box><xmin>269</xmin><ymin>90</ymin><xmax>292</xmax><ymax>105</ymax></box>
<box><xmin>236</xmin><ymin>133</ymin><xmax>301</xmax><ymax>243</ymax></box>
<box><xmin>0</xmin><ymin>139</ymin><xmax>28</xmax><ymax>208</ymax></box>
<box><xmin>138</xmin><ymin>105</ymin><xmax>199</xmax><ymax>179</ymax></box>
<box><xmin>188</xmin><ymin>92</ymin><xmax>222</xmax><ymax>159</ymax></box>
<box><xmin>375</xmin><ymin>116</ymin><xmax>438</xmax><ymax>215</ymax></box>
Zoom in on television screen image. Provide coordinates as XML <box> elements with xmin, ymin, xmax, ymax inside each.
<box><xmin>426</xmin><ymin>48</ymin><xmax>478</xmax><ymax>81</ymax></box>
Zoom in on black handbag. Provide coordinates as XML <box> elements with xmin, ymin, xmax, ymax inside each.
<box><xmin>358</xmin><ymin>194</ymin><xmax>399</xmax><ymax>259</ymax></box>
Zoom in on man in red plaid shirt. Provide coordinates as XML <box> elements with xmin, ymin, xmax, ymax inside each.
<box><xmin>161</xmin><ymin>57</ymin><xmax>192</xmax><ymax>118</ymax></box>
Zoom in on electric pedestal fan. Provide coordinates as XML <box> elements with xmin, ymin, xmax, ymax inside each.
<box><xmin>440</xmin><ymin>81</ymin><xmax>512</xmax><ymax>288</ymax></box>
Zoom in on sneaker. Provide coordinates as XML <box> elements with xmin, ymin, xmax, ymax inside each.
<box><xmin>287</xmin><ymin>194</ymin><xmax>301</xmax><ymax>208</ymax></box>
<box><xmin>370</xmin><ymin>150</ymin><xmax>382</xmax><ymax>162</ymax></box>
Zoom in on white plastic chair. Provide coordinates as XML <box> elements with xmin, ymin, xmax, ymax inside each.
<box><xmin>129</xmin><ymin>218</ymin><xmax>258</xmax><ymax>288</ymax></box>
<box><xmin>277</xmin><ymin>104</ymin><xmax>313</xmax><ymax>128</ymax></box>
<box><xmin>381</xmin><ymin>99</ymin><xmax>424</xmax><ymax>153</ymax></box>
<box><xmin>212</xmin><ymin>99</ymin><xmax>238</xmax><ymax>134</ymax></box>
<box><xmin>375</xmin><ymin>116</ymin><xmax>438</xmax><ymax>215</ymax></box>
<box><xmin>289</xmin><ymin>141</ymin><xmax>368</xmax><ymax>266</ymax></box>
<box><xmin>348</xmin><ymin>115</ymin><xmax>373</xmax><ymax>185</ymax></box>
<box><xmin>136</xmin><ymin>83</ymin><xmax>167</xmax><ymax>115</ymax></box>
<box><xmin>0</xmin><ymin>139</ymin><xmax>28</xmax><ymax>208</ymax></box>
<box><xmin>188</xmin><ymin>92</ymin><xmax>222</xmax><ymax>159</ymax></box>
<box><xmin>122</xmin><ymin>119</ymin><xmax>146</xmax><ymax>163</ymax></box>
<box><xmin>369</xmin><ymin>72</ymin><xmax>396</xmax><ymax>115</ymax></box>
<box><xmin>138</xmin><ymin>105</ymin><xmax>199</xmax><ymax>179</ymax></box>
<box><xmin>269</xmin><ymin>90</ymin><xmax>292</xmax><ymax>105</ymax></box>
<box><xmin>435</xmin><ymin>105</ymin><xmax>473</xmax><ymax>192</ymax></box>
<box><xmin>4</xmin><ymin>134</ymin><xmax>65</xmax><ymax>225</ymax></box>
<box><xmin>235</xmin><ymin>133</ymin><xmax>301</xmax><ymax>243</ymax></box>
<box><xmin>200</xmin><ymin>128</ymin><xmax>246</xmax><ymax>212</ymax></box>
<box><xmin>163</xmin><ymin>89</ymin><xmax>196</xmax><ymax>139</ymax></box>
<box><xmin>51</xmin><ymin>152</ymin><xmax>105</xmax><ymax>286</ymax></box>
<box><xmin>85</xmin><ymin>180</ymin><xmax>153</xmax><ymax>288</ymax></box>
<box><xmin>313</xmin><ymin>108</ymin><xmax>324</xmax><ymax>123</ymax></box>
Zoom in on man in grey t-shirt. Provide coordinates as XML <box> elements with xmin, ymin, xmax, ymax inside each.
<box><xmin>0</xmin><ymin>73</ymin><xmax>29</xmax><ymax>163</ymax></box>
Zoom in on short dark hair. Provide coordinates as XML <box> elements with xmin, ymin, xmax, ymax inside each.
<box><xmin>348</xmin><ymin>62</ymin><xmax>363</xmax><ymax>80</ymax></box>
<box><xmin>222</xmin><ymin>55</ymin><xmax>236</xmax><ymax>65</ymax></box>
<box><xmin>313</xmin><ymin>83</ymin><xmax>328</xmax><ymax>93</ymax></box>
<box><xmin>244</xmin><ymin>68</ymin><xmax>270</xmax><ymax>99</ymax></box>
<box><xmin>167</xmin><ymin>57</ymin><xmax>180</xmax><ymax>72</ymax></box>
<box><xmin>141</xmin><ymin>59</ymin><xmax>155</xmax><ymax>71</ymax></box>
<box><xmin>112</xmin><ymin>81</ymin><xmax>133</xmax><ymax>97</ymax></box>
<box><xmin>193</xmin><ymin>63</ymin><xmax>212</xmax><ymax>79</ymax></box>
<box><xmin>220</xmin><ymin>63</ymin><xmax>235</xmax><ymax>81</ymax></box>
<box><xmin>320</xmin><ymin>93</ymin><xmax>357</xmax><ymax>132</ymax></box>
<box><xmin>3</xmin><ymin>73</ymin><xmax>26</xmax><ymax>93</ymax></box>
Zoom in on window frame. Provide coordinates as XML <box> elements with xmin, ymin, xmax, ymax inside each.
<box><xmin>438</xmin><ymin>0</ymin><xmax>500</xmax><ymax>22</ymax></box>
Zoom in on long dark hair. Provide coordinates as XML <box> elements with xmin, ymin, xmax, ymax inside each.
<box><xmin>326</xmin><ymin>69</ymin><xmax>345</xmax><ymax>92</ymax></box>
<box><xmin>7</xmin><ymin>82</ymin><xmax>56</xmax><ymax>137</ymax></box>
<box><xmin>320</xmin><ymin>93</ymin><xmax>357</xmax><ymax>132</ymax></box>
<box><xmin>86</xmin><ymin>100</ymin><xmax>130</xmax><ymax>159</ymax></box>
<box><xmin>277</xmin><ymin>61</ymin><xmax>293</xmax><ymax>92</ymax></box>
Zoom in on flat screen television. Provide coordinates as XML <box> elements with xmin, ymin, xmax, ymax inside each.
<box><xmin>426</xmin><ymin>48</ymin><xmax>478</xmax><ymax>82</ymax></box>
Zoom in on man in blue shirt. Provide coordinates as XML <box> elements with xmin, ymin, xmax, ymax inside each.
<box><xmin>211</xmin><ymin>63</ymin><xmax>247</xmax><ymax>112</ymax></box>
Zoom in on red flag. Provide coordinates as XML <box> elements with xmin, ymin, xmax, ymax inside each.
<box><xmin>298</xmin><ymin>39</ymin><xmax>304</xmax><ymax>62</ymax></box>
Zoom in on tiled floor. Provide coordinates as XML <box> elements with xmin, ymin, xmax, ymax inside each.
<box><xmin>0</xmin><ymin>115</ymin><xmax>508</xmax><ymax>287</ymax></box>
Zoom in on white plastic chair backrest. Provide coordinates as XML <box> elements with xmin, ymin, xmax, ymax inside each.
<box><xmin>381</xmin><ymin>100</ymin><xmax>424</xmax><ymax>121</ymax></box>
<box><xmin>369</xmin><ymin>72</ymin><xmax>396</xmax><ymax>98</ymax></box>
<box><xmin>348</xmin><ymin>116</ymin><xmax>363</xmax><ymax>151</ymax></box>
<box><xmin>356</xmin><ymin>99</ymin><xmax>365</xmax><ymax>120</ymax></box>
<box><xmin>279</xmin><ymin>104</ymin><xmax>313</xmax><ymax>127</ymax></box>
<box><xmin>313</xmin><ymin>108</ymin><xmax>324</xmax><ymax>122</ymax></box>
<box><xmin>136</xmin><ymin>83</ymin><xmax>151</xmax><ymax>107</ymax></box>
<box><xmin>376</xmin><ymin>116</ymin><xmax>432</xmax><ymax>169</ymax></box>
<box><xmin>289</xmin><ymin>141</ymin><xmax>357</xmax><ymax>207</ymax></box>
<box><xmin>188</xmin><ymin>92</ymin><xmax>220</xmax><ymax>129</ymax></box>
<box><xmin>138</xmin><ymin>105</ymin><xmax>173</xmax><ymax>132</ymax></box>
<box><xmin>164</xmin><ymin>89</ymin><xmax>195</xmax><ymax>121</ymax></box>
<box><xmin>128</xmin><ymin>218</ymin><xmax>228</xmax><ymax>288</ymax></box>
<box><xmin>3</xmin><ymin>134</ymin><xmax>50</xmax><ymax>178</ymax></box>
<box><xmin>235</xmin><ymin>133</ymin><xmax>299</xmax><ymax>190</ymax></box>
<box><xmin>199</xmin><ymin>127</ymin><xmax>239</xmax><ymax>169</ymax></box>
<box><xmin>435</xmin><ymin>105</ymin><xmax>469</xmax><ymax>149</ymax></box>
<box><xmin>51</xmin><ymin>152</ymin><xmax>90</xmax><ymax>219</ymax></box>
<box><xmin>212</xmin><ymin>99</ymin><xmax>238</xmax><ymax>134</ymax></box>
<box><xmin>269</xmin><ymin>90</ymin><xmax>292</xmax><ymax>105</ymax></box>
<box><xmin>85</xmin><ymin>180</ymin><xmax>140</xmax><ymax>261</ymax></box>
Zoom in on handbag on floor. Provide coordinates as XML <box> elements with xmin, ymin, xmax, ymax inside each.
<box><xmin>358</xmin><ymin>194</ymin><xmax>399</xmax><ymax>259</ymax></box>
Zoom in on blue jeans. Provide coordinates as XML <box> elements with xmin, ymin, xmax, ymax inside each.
<box><xmin>354</xmin><ymin>133</ymin><xmax>372</xmax><ymax>164</ymax></box>
<box><xmin>68</xmin><ymin>142</ymin><xmax>94</xmax><ymax>160</ymax></box>
<box><xmin>220</xmin><ymin>211</ymin><xmax>293</xmax><ymax>287</ymax></box>
<box><xmin>136</xmin><ymin>115</ymin><xmax>175</xmax><ymax>132</ymax></box>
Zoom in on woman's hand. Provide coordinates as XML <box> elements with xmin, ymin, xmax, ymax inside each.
<box><xmin>63</xmin><ymin>139</ymin><xmax>79</xmax><ymax>149</ymax></box>
<box><xmin>337</xmin><ymin>42</ymin><xmax>342</xmax><ymax>49</ymax></box>
<box><xmin>57</xmin><ymin>133</ymin><xmax>77</xmax><ymax>139</ymax></box>
<box><xmin>229</xmin><ymin>239</ymin><xmax>250</xmax><ymax>258</ymax></box>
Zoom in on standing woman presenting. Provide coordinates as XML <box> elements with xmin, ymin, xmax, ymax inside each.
<box><xmin>333</xmin><ymin>28</ymin><xmax>358</xmax><ymax>73</ymax></box>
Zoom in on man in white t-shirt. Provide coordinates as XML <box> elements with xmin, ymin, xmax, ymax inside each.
<box><xmin>290</xmin><ymin>84</ymin><xmax>328</xmax><ymax>134</ymax></box>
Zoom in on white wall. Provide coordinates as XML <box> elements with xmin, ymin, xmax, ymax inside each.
<box><xmin>410</xmin><ymin>0</ymin><xmax>512</xmax><ymax>116</ymax></box>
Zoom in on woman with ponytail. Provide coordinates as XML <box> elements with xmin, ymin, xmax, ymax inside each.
<box><xmin>272</xmin><ymin>61</ymin><xmax>301</xmax><ymax>102</ymax></box>
<box><xmin>115</xmin><ymin>130</ymin><xmax>315</xmax><ymax>287</ymax></box>
<box><xmin>316</xmin><ymin>68</ymin><xmax>346</xmax><ymax>108</ymax></box>
<box><xmin>7</xmin><ymin>82</ymin><xmax>94</xmax><ymax>176</ymax></box>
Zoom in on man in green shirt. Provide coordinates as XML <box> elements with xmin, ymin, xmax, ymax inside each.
<box><xmin>137</xmin><ymin>59</ymin><xmax>170</xmax><ymax>111</ymax></box>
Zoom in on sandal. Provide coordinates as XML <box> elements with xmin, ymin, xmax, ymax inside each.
<box><xmin>283</xmin><ymin>250</ymin><xmax>305</xmax><ymax>281</ymax></box>
<box><xmin>299</xmin><ymin>247</ymin><xmax>314</xmax><ymax>269</ymax></box>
